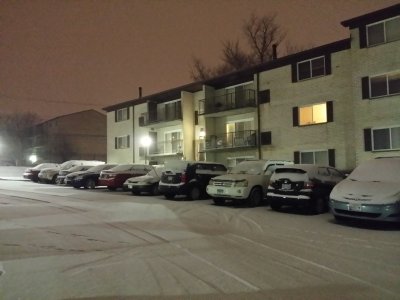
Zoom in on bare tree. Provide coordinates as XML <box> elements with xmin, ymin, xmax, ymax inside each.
<box><xmin>190</xmin><ymin>13</ymin><xmax>286</xmax><ymax>80</ymax></box>
<box><xmin>0</xmin><ymin>112</ymin><xmax>40</xmax><ymax>165</ymax></box>
<box><xmin>243</xmin><ymin>13</ymin><xmax>285</xmax><ymax>63</ymax></box>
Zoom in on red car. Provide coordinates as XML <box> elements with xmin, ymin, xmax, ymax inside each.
<box><xmin>23</xmin><ymin>163</ymin><xmax>59</xmax><ymax>182</ymax></box>
<box><xmin>98</xmin><ymin>164</ymin><xmax>151</xmax><ymax>190</ymax></box>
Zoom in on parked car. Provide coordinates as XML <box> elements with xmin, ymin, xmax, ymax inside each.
<box><xmin>38</xmin><ymin>160</ymin><xmax>104</xmax><ymax>184</ymax></box>
<box><xmin>207</xmin><ymin>160</ymin><xmax>293</xmax><ymax>207</ymax></box>
<box><xmin>123</xmin><ymin>165</ymin><xmax>165</xmax><ymax>195</ymax></box>
<box><xmin>23</xmin><ymin>163</ymin><xmax>59</xmax><ymax>182</ymax></box>
<box><xmin>56</xmin><ymin>165</ymin><xmax>94</xmax><ymax>184</ymax></box>
<box><xmin>159</xmin><ymin>160</ymin><xmax>227</xmax><ymax>200</ymax></box>
<box><xmin>70</xmin><ymin>164</ymin><xmax>117</xmax><ymax>188</ymax></box>
<box><xmin>98</xmin><ymin>164</ymin><xmax>151</xmax><ymax>191</ymax></box>
<box><xmin>330</xmin><ymin>157</ymin><xmax>400</xmax><ymax>222</ymax></box>
<box><xmin>267</xmin><ymin>164</ymin><xmax>345</xmax><ymax>214</ymax></box>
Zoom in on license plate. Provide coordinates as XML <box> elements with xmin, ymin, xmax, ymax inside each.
<box><xmin>282</xmin><ymin>183</ymin><xmax>291</xmax><ymax>190</ymax></box>
<box><xmin>168</xmin><ymin>176</ymin><xmax>173</xmax><ymax>181</ymax></box>
<box><xmin>217</xmin><ymin>189</ymin><xmax>224</xmax><ymax>194</ymax></box>
<box><xmin>349</xmin><ymin>203</ymin><xmax>362</xmax><ymax>211</ymax></box>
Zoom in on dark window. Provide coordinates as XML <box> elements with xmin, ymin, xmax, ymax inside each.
<box><xmin>297</xmin><ymin>57</ymin><xmax>325</xmax><ymax>81</ymax></box>
<box><xmin>367</xmin><ymin>17</ymin><xmax>400</xmax><ymax>47</ymax></box>
<box><xmin>260</xmin><ymin>131</ymin><xmax>272</xmax><ymax>145</ymax></box>
<box><xmin>372</xmin><ymin>126</ymin><xmax>400</xmax><ymax>151</ymax></box>
<box><xmin>369</xmin><ymin>72</ymin><xmax>400</xmax><ymax>98</ymax></box>
<box><xmin>258</xmin><ymin>89</ymin><xmax>270</xmax><ymax>104</ymax></box>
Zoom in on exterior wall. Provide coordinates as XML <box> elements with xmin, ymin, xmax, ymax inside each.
<box><xmin>349</xmin><ymin>27</ymin><xmax>400</xmax><ymax>165</ymax></box>
<box><xmin>133</xmin><ymin>102</ymin><xmax>148</xmax><ymax>164</ymax></box>
<box><xmin>36</xmin><ymin>110</ymin><xmax>107</xmax><ymax>163</ymax></box>
<box><xmin>259</xmin><ymin>50</ymin><xmax>354</xmax><ymax>170</ymax></box>
<box><xmin>106</xmin><ymin>107</ymin><xmax>134</xmax><ymax>164</ymax></box>
<box><xmin>181</xmin><ymin>91</ymin><xmax>195</xmax><ymax>160</ymax></box>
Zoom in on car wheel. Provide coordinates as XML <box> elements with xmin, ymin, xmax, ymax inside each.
<box><xmin>312</xmin><ymin>196</ymin><xmax>326</xmax><ymax>214</ymax></box>
<box><xmin>107</xmin><ymin>186</ymin><xmax>117</xmax><ymax>191</ymax></box>
<box><xmin>164</xmin><ymin>193</ymin><xmax>175</xmax><ymax>200</ymax></box>
<box><xmin>247</xmin><ymin>187</ymin><xmax>263</xmax><ymax>207</ymax></box>
<box><xmin>270</xmin><ymin>200</ymin><xmax>282</xmax><ymax>211</ymax></box>
<box><xmin>213</xmin><ymin>198</ymin><xmax>225</xmax><ymax>206</ymax></box>
<box><xmin>151</xmin><ymin>184</ymin><xmax>159</xmax><ymax>196</ymax></box>
<box><xmin>188</xmin><ymin>186</ymin><xmax>201</xmax><ymax>200</ymax></box>
<box><xmin>51</xmin><ymin>175</ymin><xmax>58</xmax><ymax>184</ymax></box>
<box><xmin>85</xmin><ymin>179</ymin><xmax>96</xmax><ymax>189</ymax></box>
<box><xmin>132</xmin><ymin>190</ymin><xmax>141</xmax><ymax>195</ymax></box>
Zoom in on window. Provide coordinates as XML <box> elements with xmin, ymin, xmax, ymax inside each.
<box><xmin>115</xmin><ymin>135</ymin><xmax>130</xmax><ymax>149</ymax></box>
<box><xmin>300</xmin><ymin>150</ymin><xmax>329</xmax><ymax>165</ymax></box>
<box><xmin>368</xmin><ymin>72</ymin><xmax>400</xmax><ymax>98</ymax></box>
<box><xmin>372</xmin><ymin>126</ymin><xmax>400</xmax><ymax>151</ymax></box>
<box><xmin>295</xmin><ymin>102</ymin><xmax>331</xmax><ymax>126</ymax></box>
<box><xmin>115</xmin><ymin>108</ymin><xmax>129</xmax><ymax>122</ymax></box>
<box><xmin>367</xmin><ymin>17</ymin><xmax>400</xmax><ymax>47</ymax></box>
<box><xmin>294</xmin><ymin>149</ymin><xmax>335</xmax><ymax>166</ymax></box>
<box><xmin>297</xmin><ymin>56</ymin><xmax>325</xmax><ymax>81</ymax></box>
<box><xmin>165</xmin><ymin>130</ymin><xmax>182</xmax><ymax>153</ymax></box>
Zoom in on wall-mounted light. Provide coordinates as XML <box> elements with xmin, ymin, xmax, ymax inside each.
<box><xmin>199</xmin><ymin>128</ymin><xmax>206</xmax><ymax>139</ymax></box>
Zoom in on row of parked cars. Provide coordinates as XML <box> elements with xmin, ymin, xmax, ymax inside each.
<box><xmin>23</xmin><ymin>157</ymin><xmax>400</xmax><ymax>223</ymax></box>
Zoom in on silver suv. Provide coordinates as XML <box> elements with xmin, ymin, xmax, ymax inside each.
<box><xmin>207</xmin><ymin>159</ymin><xmax>293</xmax><ymax>207</ymax></box>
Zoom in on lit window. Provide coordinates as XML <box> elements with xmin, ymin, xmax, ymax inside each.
<box><xmin>372</xmin><ymin>126</ymin><xmax>400</xmax><ymax>151</ymax></box>
<box><xmin>116</xmin><ymin>108</ymin><xmax>129</xmax><ymax>122</ymax></box>
<box><xmin>297</xmin><ymin>57</ymin><xmax>325</xmax><ymax>80</ymax></box>
<box><xmin>299</xmin><ymin>103</ymin><xmax>327</xmax><ymax>125</ymax></box>
<box><xmin>367</xmin><ymin>16</ymin><xmax>400</xmax><ymax>46</ymax></box>
<box><xmin>300</xmin><ymin>150</ymin><xmax>329</xmax><ymax>165</ymax></box>
<box><xmin>370</xmin><ymin>71</ymin><xmax>400</xmax><ymax>98</ymax></box>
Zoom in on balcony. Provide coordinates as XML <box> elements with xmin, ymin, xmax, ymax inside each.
<box><xmin>199</xmin><ymin>89</ymin><xmax>256</xmax><ymax>116</ymax></box>
<box><xmin>203</xmin><ymin>130</ymin><xmax>257</xmax><ymax>151</ymax></box>
<box><xmin>147</xmin><ymin>139</ymin><xmax>184</xmax><ymax>157</ymax></box>
<box><xmin>139</xmin><ymin>102</ymin><xmax>182</xmax><ymax>128</ymax></box>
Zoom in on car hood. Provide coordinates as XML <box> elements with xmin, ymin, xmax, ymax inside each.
<box><xmin>40</xmin><ymin>167</ymin><xmax>60</xmax><ymax>173</ymax></box>
<box><xmin>331</xmin><ymin>179</ymin><xmax>400</xmax><ymax>205</ymax></box>
<box><xmin>125</xmin><ymin>174</ymin><xmax>157</xmax><ymax>184</ymax></box>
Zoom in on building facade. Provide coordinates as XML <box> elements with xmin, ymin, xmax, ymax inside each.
<box><xmin>32</xmin><ymin>109</ymin><xmax>107</xmax><ymax>163</ymax></box>
<box><xmin>103</xmin><ymin>4</ymin><xmax>400</xmax><ymax>171</ymax></box>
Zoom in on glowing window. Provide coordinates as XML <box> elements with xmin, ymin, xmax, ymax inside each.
<box><xmin>299</xmin><ymin>103</ymin><xmax>327</xmax><ymax>125</ymax></box>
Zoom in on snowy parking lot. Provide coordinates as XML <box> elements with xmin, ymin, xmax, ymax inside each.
<box><xmin>0</xmin><ymin>178</ymin><xmax>399</xmax><ymax>300</ymax></box>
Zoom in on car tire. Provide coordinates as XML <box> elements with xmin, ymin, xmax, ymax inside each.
<box><xmin>151</xmin><ymin>184</ymin><xmax>159</xmax><ymax>196</ymax></box>
<box><xmin>213</xmin><ymin>198</ymin><xmax>225</xmax><ymax>206</ymax></box>
<box><xmin>313</xmin><ymin>196</ymin><xmax>326</xmax><ymax>214</ymax></box>
<box><xmin>247</xmin><ymin>187</ymin><xmax>263</xmax><ymax>207</ymax></box>
<box><xmin>132</xmin><ymin>190</ymin><xmax>140</xmax><ymax>195</ymax></box>
<box><xmin>51</xmin><ymin>175</ymin><xmax>58</xmax><ymax>184</ymax></box>
<box><xmin>334</xmin><ymin>215</ymin><xmax>348</xmax><ymax>222</ymax></box>
<box><xmin>188</xmin><ymin>186</ymin><xmax>201</xmax><ymax>200</ymax></box>
<box><xmin>270</xmin><ymin>200</ymin><xmax>282</xmax><ymax>211</ymax></box>
<box><xmin>85</xmin><ymin>179</ymin><xmax>96</xmax><ymax>189</ymax></box>
<box><xmin>164</xmin><ymin>193</ymin><xmax>175</xmax><ymax>200</ymax></box>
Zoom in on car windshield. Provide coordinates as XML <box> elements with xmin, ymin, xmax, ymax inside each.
<box><xmin>229</xmin><ymin>161</ymin><xmax>264</xmax><ymax>175</ymax></box>
<box><xmin>87</xmin><ymin>164</ymin><xmax>114</xmax><ymax>172</ymax></box>
<box><xmin>67</xmin><ymin>165</ymin><xmax>85</xmax><ymax>172</ymax></box>
<box><xmin>348</xmin><ymin>159</ymin><xmax>400</xmax><ymax>182</ymax></box>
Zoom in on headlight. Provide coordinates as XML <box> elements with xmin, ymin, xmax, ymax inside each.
<box><xmin>234</xmin><ymin>180</ymin><xmax>248</xmax><ymax>187</ymax></box>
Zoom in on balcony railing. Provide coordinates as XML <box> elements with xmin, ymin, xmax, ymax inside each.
<box><xmin>199</xmin><ymin>89</ymin><xmax>256</xmax><ymax>115</ymax></box>
<box><xmin>139</xmin><ymin>103</ymin><xmax>182</xmax><ymax>126</ymax></box>
<box><xmin>204</xmin><ymin>130</ymin><xmax>257</xmax><ymax>150</ymax></box>
<box><xmin>148</xmin><ymin>139</ymin><xmax>184</xmax><ymax>156</ymax></box>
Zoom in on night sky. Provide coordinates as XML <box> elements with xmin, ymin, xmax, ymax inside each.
<box><xmin>1</xmin><ymin>0</ymin><xmax>397</xmax><ymax>121</ymax></box>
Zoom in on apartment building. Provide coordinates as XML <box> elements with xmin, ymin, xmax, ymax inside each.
<box><xmin>32</xmin><ymin>109</ymin><xmax>107</xmax><ymax>163</ymax></box>
<box><xmin>103</xmin><ymin>4</ymin><xmax>399</xmax><ymax>171</ymax></box>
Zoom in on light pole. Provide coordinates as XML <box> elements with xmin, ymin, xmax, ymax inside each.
<box><xmin>140</xmin><ymin>135</ymin><xmax>152</xmax><ymax>165</ymax></box>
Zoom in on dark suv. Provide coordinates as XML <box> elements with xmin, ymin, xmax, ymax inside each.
<box><xmin>267</xmin><ymin>164</ymin><xmax>345</xmax><ymax>214</ymax></box>
<box><xmin>158</xmin><ymin>160</ymin><xmax>227</xmax><ymax>200</ymax></box>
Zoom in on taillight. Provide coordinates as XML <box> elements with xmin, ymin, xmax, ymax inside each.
<box><xmin>304</xmin><ymin>181</ymin><xmax>314</xmax><ymax>189</ymax></box>
<box><xmin>180</xmin><ymin>172</ymin><xmax>187</xmax><ymax>183</ymax></box>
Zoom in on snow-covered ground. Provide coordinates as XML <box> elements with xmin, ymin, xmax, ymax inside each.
<box><xmin>0</xmin><ymin>166</ymin><xmax>27</xmax><ymax>180</ymax></box>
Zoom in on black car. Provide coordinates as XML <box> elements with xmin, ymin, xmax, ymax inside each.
<box><xmin>267</xmin><ymin>164</ymin><xmax>345</xmax><ymax>214</ymax></box>
<box><xmin>72</xmin><ymin>164</ymin><xmax>117</xmax><ymax>189</ymax></box>
<box><xmin>158</xmin><ymin>160</ymin><xmax>227</xmax><ymax>200</ymax></box>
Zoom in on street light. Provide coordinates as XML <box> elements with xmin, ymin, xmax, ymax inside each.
<box><xmin>29</xmin><ymin>154</ymin><xmax>38</xmax><ymax>164</ymax></box>
<box><xmin>140</xmin><ymin>135</ymin><xmax>152</xmax><ymax>164</ymax></box>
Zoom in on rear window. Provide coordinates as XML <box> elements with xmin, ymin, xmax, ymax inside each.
<box><xmin>275</xmin><ymin>168</ymin><xmax>307</xmax><ymax>174</ymax></box>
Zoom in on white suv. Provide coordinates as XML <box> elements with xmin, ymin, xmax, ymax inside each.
<box><xmin>207</xmin><ymin>159</ymin><xmax>293</xmax><ymax>207</ymax></box>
